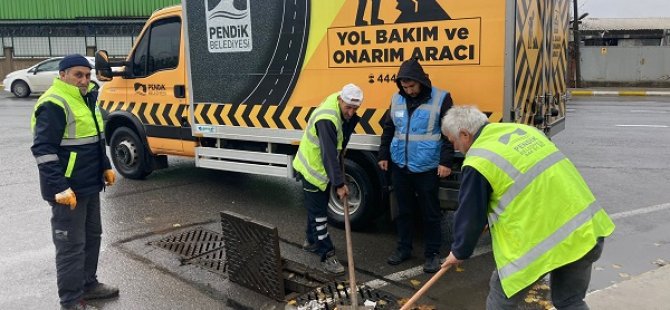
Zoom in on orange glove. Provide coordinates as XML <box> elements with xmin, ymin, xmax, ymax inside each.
<box><xmin>104</xmin><ymin>169</ymin><xmax>116</xmax><ymax>186</ymax></box>
<box><xmin>55</xmin><ymin>188</ymin><xmax>77</xmax><ymax>210</ymax></box>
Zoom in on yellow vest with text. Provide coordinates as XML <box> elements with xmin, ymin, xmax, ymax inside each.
<box><xmin>292</xmin><ymin>93</ymin><xmax>343</xmax><ymax>191</ymax></box>
<box><xmin>463</xmin><ymin>123</ymin><xmax>615</xmax><ymax>297</ymax></box>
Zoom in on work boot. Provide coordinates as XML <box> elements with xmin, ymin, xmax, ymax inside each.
<box><xmin>302</xmin><ymin>239</ymin><xmax>319</xmax><ymax>253</ymax></box>
<box><xmin>386</xmin><ymin>250</ymin><xmax>411</xmax><ymax>265</ymax></box>
<box><xmin>322</xmin><ymin>253</ymin><xmax>345</xmax><ymax>275</ymax></box>
<box><xmin>83</xmin><ymin>282</ymin><xmax>119</xmax><ymax>300</ymax></box>
<box><xmin>423</xmin><ymin>255</ymin><xmax>442</xmax><ymax>274</ymax></box>
<box><xmin>61</xmin><ymin>300</ymin><xmax>98</xmax><ymax>310</ymax></box>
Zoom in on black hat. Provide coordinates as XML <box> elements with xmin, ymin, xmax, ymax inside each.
<box><xmin>59</xmin><ymin>54</ymin><xmax>92</xmax><ymax>71</ymax></box>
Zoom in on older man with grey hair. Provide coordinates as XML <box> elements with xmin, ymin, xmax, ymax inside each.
<box><xmin>439</xmin><ymin>106</ymin><xmax>614</xmax><ymax>309</ymax></box>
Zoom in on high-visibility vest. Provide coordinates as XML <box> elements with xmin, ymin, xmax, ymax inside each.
<box><xmin>463</xmin><ymin>123</ymin><xmax>615</xmax><ymax>297</ymax></box>
<box><xmin>31</xmin><ymin>78</ymin><xmax>103</xmax><ymax>177</ymax></box>
<box><xmin>390</xmin><ymin>87</ymin><xmax>446</xmax><ymax>172</ymax></box>
<box><xmin>292</xmin><ymin>92</ymin><xmax>343</xmax><ymax>191</ymax></box>
<box><xmin>31</xmin><ymin>78</ymin><xmax>103</xmax><ymax>145</ymax></box>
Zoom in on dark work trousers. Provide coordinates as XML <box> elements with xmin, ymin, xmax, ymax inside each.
<box><xmin>49</xmin><ymin>194</ymin><xmax>102</xmax><ymax>307</ymax></box>
<box><xmin>486</xmin><ymin>237</ymin><xmax>605</xmax><ymax>310</ymax></box>
<box><xmin>391</xmin><ymin>163</ymin><xmax>442</xmax><ymax>258</ymax></box>
<box><xmin>302</xmin><ymin>178</ymin><xmax>335</xmax><ymax>262</ymax></box>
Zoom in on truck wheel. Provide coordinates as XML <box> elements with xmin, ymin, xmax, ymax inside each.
<box><xmin>11</xmin><ymin>80</ymin><xmax>30</xmax><ymax>98</ymax></box>
<box><xmin>328</xmin><ymin>159</ymin><xmax>378</xmax><ymax>230</ymax></box>
<box><xmin>110</xmin><ymin>127</ymin><xmax>152</xmax><ymax>179</ymax></box>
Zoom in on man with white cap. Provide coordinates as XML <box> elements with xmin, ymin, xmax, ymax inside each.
<box><xmin>292</xmin><ymin>83</ymin><xmax>363</xmax><ymax>275</ymax></box>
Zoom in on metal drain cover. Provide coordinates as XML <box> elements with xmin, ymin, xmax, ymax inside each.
<box><xmin>149</xmin><ymin>228</ymin><xmax>224</xmax><ymax>260</ymax></box>
<box><xmin>221</xmin><ymin>211</ymin><xmax>285</xmax><ymax>300</ymax></box>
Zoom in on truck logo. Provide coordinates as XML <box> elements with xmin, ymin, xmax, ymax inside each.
<box><xmin>134</xmin><ymin>83</ymin><xmax>166</xmax><ymax>96</ymax></box>
<box><xmin>206</xmin><ymin>0</ymin><xmax>253</xmax><ymax>53</ymax></box>
<box><xmin>134</xmin><ymin>83</ymin><xmax>147</xmax><ymax>95</ymax></box>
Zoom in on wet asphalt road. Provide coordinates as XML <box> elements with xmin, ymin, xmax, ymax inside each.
<box><xmin>0</xmin><ymin>93</ymin><xmax>669</xmax><ymax>309</ymax></box>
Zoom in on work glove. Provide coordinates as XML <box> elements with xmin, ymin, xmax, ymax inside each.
<box><xmin>104</xmin><ymin>169</ymin><xmax>116</xmax><ymax>186</ymax></box>
<box><xmin>55</xmin><ymin>188</ymin><xmax>77</xmax><ymax>210</ymax></box>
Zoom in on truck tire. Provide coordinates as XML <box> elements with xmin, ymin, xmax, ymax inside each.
<box><xmin>110</xmin><ymin>127</ymin><xmax>152</xmax><ymax>179</ymax></box>
<box><xmin>327</xmin><ymin>159</ymin><xmax>378</xmax><ymax>230</ymax></box>
<box><xmin>11</xmin><ymin>80</ymin><xmax>30</xmax><ymax>98</ymax></box>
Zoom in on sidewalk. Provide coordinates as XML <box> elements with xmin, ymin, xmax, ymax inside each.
<box><xmin>586</xmin><ymin>264</ymin><xmax>670</xmax><ymax>309</ymax></box>
<box><xmin>570</xmin><ymin>87</ymin><xmax>670</xmax><ymax>96</ymax></box>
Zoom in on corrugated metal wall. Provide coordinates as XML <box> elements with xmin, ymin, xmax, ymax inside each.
<box><xmin>0</xmin><ymin>0</ymin><xmax>180</xmax><ymax>20</ymax></box>
<box><xmin>581</xmin><ymin>46</ymin><xmax>670</xmax><ymax>86</ymax></box>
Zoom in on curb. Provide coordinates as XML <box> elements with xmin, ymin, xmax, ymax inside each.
<box><xmin>570</xmin><ymin>90</ymin><xmax>670</xmax><ymax>97</ymax></box>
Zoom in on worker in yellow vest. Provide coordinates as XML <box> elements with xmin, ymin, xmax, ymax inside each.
<box><xmin>439</xmin><ymin>106</ymin><xmax>615</xmax><ymax>309</ymax></box>
<box><xmin>292</xmin><ymin>84</ymin><xmax>363</xmax><ymax>275</ymax></box>
<box><xmin>31</xmin><ymin>54</ymin><xmax>119</xmax><ymax>310</ymax></box>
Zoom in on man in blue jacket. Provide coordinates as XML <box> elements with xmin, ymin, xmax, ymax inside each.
<box><xmin>378</xmin><ymin>58</ymin><xmax>455</xmax><ymax>273</ymax></box>
<box><xmin>31</xmin><ymin>54</ymin><xmax>119</xmax><ymax>310</ymax></box>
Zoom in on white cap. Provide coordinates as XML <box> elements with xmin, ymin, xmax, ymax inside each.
<box><xmin>340</xmin><ymin>83</ymin><xmax>363</xmax><ymax>106</ymax></box>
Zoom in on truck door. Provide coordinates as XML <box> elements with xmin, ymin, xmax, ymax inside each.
<box><xmin>126</xmin><ymin>16</ymin><xmax>185</xmax><ymax>153</ymax></box>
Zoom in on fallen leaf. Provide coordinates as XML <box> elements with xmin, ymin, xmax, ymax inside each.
<box><xmin>612</xmin><ymin>264</ymin><xmax>622</xmax><ymax>269</ymax></box>
<box><xmin>287</xmin><ymin>300</ymin><xmax>297</xmax><ymax>305</ymax></box>
<box><xmin>456</xmin><ymin>265</ymin><xmax>465</xmax><ymax>272</ymax></box>
<box><xmin>173</xmin><ymin>223</ymin><xmax>181</xmax><ymax>227</ymax></box>
<box><xmin>618</xmin><ymin>272</ymin><xmax>631</xmax><ymax>278</ymax></box>
<box><xmin>410</xmin><ymin>279</ymin><xmax>422</xmax><ymax>289</ymax></box>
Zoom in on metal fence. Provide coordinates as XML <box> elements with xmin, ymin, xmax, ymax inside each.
<box><xmin>0</xmin><ymin>21</ymin><xmax>144</xmax><ymax>58</ymax></box>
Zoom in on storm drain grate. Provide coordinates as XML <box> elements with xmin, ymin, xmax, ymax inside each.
<box><xmin>293</xmin><ymin>282</ymin><xmax>400</xmax><ymax>309</ymax></box>
<box><xmin>149</xmin><ymin>228</ymin><xmax>225</xmax><ymax>260</ymax></box>
<box><xmin>183</xmin><ymin>248</ymin><xmax>227</xmax><ymax>275</ymax></box>
<box><xmin>221</xmin><ymin>210</ymin><xmax>285</xmax><ymax>301</ymax></box>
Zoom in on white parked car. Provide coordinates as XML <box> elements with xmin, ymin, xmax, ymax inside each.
<box><xmin>3</xmin><ymin>56</ymin><xmax>105</xmax><ymax>98</ymax></box>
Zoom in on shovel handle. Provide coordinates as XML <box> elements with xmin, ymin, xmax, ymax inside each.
<box><xmin>400</xmin><ymin>264</ymin><xmax>452</xmax><ymax>310</ymax></box>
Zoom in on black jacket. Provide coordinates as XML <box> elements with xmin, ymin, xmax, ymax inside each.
<box><xmin>378</xmin><ymin>59</ymin><xmax>455</xmax><ymax>168</ymax></box>
<box><xmin>31</xmin><ymin>89</ymin><xmax>112</xmax><ymax>201</ymax></box>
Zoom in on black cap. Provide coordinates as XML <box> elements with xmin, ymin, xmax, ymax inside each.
<box><xmin>59</xmin><ymin>54</ymin><xmax>92</xmax><ymax>71</ymax></box>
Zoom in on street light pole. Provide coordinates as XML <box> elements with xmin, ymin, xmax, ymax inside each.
<box><xmin>572</xmin><ymin>0</ymin><xmax>581</xmax><ymax>88</ymax></box>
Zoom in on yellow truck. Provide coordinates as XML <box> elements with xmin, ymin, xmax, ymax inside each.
<box><xmin>95</xmin><ymin>0</ymin><xmax>569</xmax><ymax>227</ymax></box>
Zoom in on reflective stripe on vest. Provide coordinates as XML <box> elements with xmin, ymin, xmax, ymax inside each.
<box><xmin>31</xmin><ymin>78</ymin><xmax>104</xmax><ymax>143</ymax></box>
<box><xmin>390</xmin><ymin>89</ymin><xmax>443</xmax><ymax>141</ymax></box>
<box><xmin>389</xmin><ymin>87</ymin><xmax>445</xmax><ymax>172</ymax></box>
<box><xmin>292</xmin><ymin>93</ymin><xmax>343</xmax><ymax>191</ymax></box>
<box><xmin>47</xmin><ymin>94</ymin><xmax>77</xmax><ymax>138</ymax></box>
<box><xmin>466</xmin><ymin>148</ymin><xmax>567</xmax><ymax>225</ymax></box>
<box><xmin>463</xmin><ymin>123</ymin><xmax>615</xmax><ymax>297</ymax></box>
<box><xmin>295</xmin><ymin>150</ymin><xmax>329</xmax><ymax>185</ymax></box>
<box><xmin>498</xmin><ymin>202</ymin><xmax>602</xmax><ymax>281</ymax></box>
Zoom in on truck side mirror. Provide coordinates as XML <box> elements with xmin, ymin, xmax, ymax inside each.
<box><xmin>95</xmin><ymin>50</ymin><xmax>114</xmax><ymax>81</ymax></box>
<box><xmin>95</xmin><ymin>50</ymin><xmax>128</xmax><ymax>80</ymax></box>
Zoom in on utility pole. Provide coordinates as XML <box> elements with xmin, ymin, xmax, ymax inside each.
<box><xmin>572</xmin><ymin>0</ymin><xmax>581</xmax><ymax>87</ymax></box>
